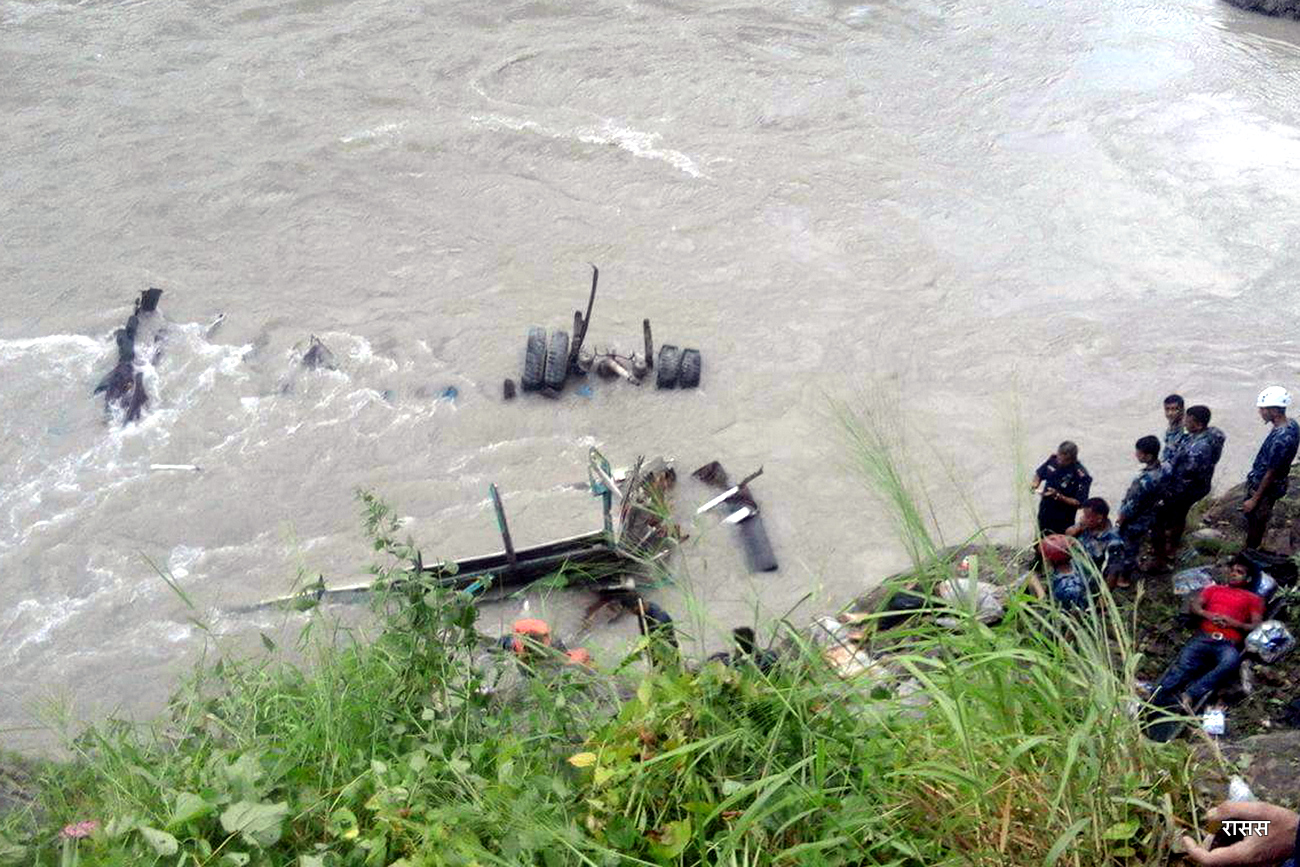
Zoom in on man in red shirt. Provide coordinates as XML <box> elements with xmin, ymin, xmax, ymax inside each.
<box><xmin>1151</xmin><ymin>555</ymin><xmax>1265</xmax><ymax>710</ymax></box>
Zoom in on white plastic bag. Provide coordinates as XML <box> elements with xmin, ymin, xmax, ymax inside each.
<box><xmin>1245</xmin><ymin>621</ymin><xmax>1296</xmax><ymax>664</ymax></box>
<box><xmin>937</xmin><ymin>578</ymin><xmax>1006</xmax><ymax>624</ymax></box>
<box><xmin>1172</xmin><ymin>567</ymin><xmax>1215</xmax><ymax>597</ymax></box>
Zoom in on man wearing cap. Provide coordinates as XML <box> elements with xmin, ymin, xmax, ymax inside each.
<box><xmin>1244</xmin><ymin>387</ymin><xmax>1300</xmax><ymax>551</ymax></box>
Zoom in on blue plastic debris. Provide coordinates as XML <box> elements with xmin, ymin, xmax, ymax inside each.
<box><xmin>439</xmin><ymin>386</ymin><xmax>459</xmax><ymax>403</ymax></box>
<box><xmin>576</xmin><ymin>385</ymin><xmax>594</xmax><ymax>398</ymax></box>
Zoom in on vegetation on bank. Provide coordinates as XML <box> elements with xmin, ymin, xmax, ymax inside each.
<box><xmin>1</xmin><ymin>411</ymin><xmax>1217</xmax><ymax>866</ymax></box>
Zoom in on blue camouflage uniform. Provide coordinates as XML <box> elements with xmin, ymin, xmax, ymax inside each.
<box><xmin>1164</xmin><ymin>427</ymin><xmax>1226</xmax><ymax>503</ymax></box>
<box><xmin>1163</xmin><ymin>422</ymin><xmax>1190</xmax><ymax>464</ymax></box>
<box><xmin>1247</xmin><ymin>419</ymin><xmax>1300</xmax><ymax>500</ymax></box>
<box><xmin>1075</xmin><ymin>523</ymin><xmax>1123</xmax><ymax>576</ymax></box>
<box><xmin>1049</xmin><ymin>567</ymin><xmax>1091</xmax><ymax>612</ymax></box>
<box><xmin>1118</xmin><ymin>463</ymin><xmax>1164</xmax><ymax>571</ymax></box>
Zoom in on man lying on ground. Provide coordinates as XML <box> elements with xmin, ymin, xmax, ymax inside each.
<box><xmin>1150</xmin><ymin>555</ymin><xmax>1264</xmax><ymax>712</ymax></box>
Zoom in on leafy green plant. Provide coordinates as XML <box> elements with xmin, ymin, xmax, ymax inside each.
<box><xmin>5</xmin><ymin>418</ymin><xmax>1203</xmax><ymax>866</ymax></box>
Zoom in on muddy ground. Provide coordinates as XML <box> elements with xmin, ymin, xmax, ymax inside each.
<box><xmin>1127</xmin><ymin>470</ymin><xmax>1300</xmax><ymax>743</ymax></box>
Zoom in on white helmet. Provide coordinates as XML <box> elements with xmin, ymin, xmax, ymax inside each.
<box><xmin>1257</xmin><ymin>386</ymin><xmax>1292</xmax><ymax>408</ymax></box>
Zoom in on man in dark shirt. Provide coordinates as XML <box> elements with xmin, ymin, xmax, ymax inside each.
<box><xmin>1031</xmin><ymin>441</ymin><xmax>1092</xmax><ymax>537</ymax></box>
<box><xmin>1244</xmin><ymin>386</ymin><xmax>1299</xmax><ymax>550</ymax></box>
<box><xmin>1157</xmin><ymin>405</ymin><xmax>1225</xmax><ymax>565</ymax></box>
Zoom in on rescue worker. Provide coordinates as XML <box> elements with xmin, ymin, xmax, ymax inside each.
<box><xmin>1040</xmin><ymin>533</ymin><xmax>1091</xmax><ymax>611</ymax></box>
<box><xmin>1065</xmin><ymin>498</ymin><xmax>1123</xmax><ymax>587</ymax></box>
<box><xmin>1030</xmin><ymin>441</ymin><xmax>1092</xmax><ymax>537</ymax></box>
<box><xmin>1157</xmin><ymin>405</ymin><xmax>1225</xmax><ymax>565</ymax></box>
<box><xmin>1244</xmin><ymin>386</ymin><xmax>1300</xmax><ymax>551</ymax></box>
<box><xmin>1113</xmin><ymin>437</ymin><xmax>1164</xmax><ymax>588</ymax></box>
<box><xmin>1162</xmin><ymin>394</ymin><xmax>1189</xmax><ymax>462</ymax></box>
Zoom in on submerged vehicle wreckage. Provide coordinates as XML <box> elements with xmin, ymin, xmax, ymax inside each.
<box><xmin>507</xmin><ymin>266</ymin><xmax>705</xmax><ymax>400</ymax></box>
<box><xmin>254</xmin><ymin>450</ymin><xmax>679</xmax><ymax>610</ymax></box>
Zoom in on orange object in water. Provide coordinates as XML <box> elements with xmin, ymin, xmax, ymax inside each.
<box><xmin>565</xmin><ymin>648</ymin><xmax>592</xmax><ymax>666</ymax></box>
<box><xmin>511</xmin><ymin>618</ymin><xmax>552</xmax><ymax>655</ymax></box>
<box><xmin>513</xmin><ymin>618</ymin><xmax>551</xmax><ymax>637</ymax></box>
<box><xmin>1040</xmin><ymin>534</ymin><xmax>1075</xmax><ymax>565</ymax></box>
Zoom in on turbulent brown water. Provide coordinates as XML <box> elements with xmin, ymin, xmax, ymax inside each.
<box><xmin>3</xmin><ymin>0</ymin><xmax>1300</xmax><ymax>751</ymax></box>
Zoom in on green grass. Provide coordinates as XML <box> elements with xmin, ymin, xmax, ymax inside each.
<box><xmin>1</xmin><ymin>408</ymin><xmax>1205</xmax><ymax>866</ymax></box>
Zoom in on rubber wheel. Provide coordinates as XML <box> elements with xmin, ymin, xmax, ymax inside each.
<box><xmin>738</xmin><ymin>513</ymin><xmax>778</xmax><ymax>573</ymax></box>
<box><xmin>656</xmin><ymin>344</ymin><xmax>681</xmax><ymax>389</ymax></box>
<box><xmin>544</xmin><ymin>329</ymin><xmax>570</xmax><ymax>391</ymax></box>
<box><xmin>678</xmin><ymin>348</ymin><xmax>701</xmax><ymax>388</ymax></box>
<box><xmin>522</xmin><ymin>326</ymin><xmax>546</xmax><ymax>391</ymax></box>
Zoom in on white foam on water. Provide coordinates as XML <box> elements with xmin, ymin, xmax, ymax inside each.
<box><xmin>471</xmin><ymin>113</ymin><xmax>706</xmax><ymax>178</ymax></box>
<box><xmin>0</xmin><ymin>334</ymin><xmax>103</xmax><ymax>360</ymax></box>
<box><xmin>3</xmin><ymin>561</ymin><xmax>124</xmax><ymax>661</ymax></box>
<box><xmin>577</xmin><ymin>121</ymin><xmax>706</xmax><ymax>177</ymax></box>
<box><xmin>167</xmin><ymin>545</ymin><xmax>205</xmax><ymax>580</ymax></box>
<box><xmin>339</xmin><ymin>122</ymin><xmax>406</xmax><ymax>146</ymax></box>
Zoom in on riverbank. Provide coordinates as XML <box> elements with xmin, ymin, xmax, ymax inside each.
<box><xmin>0</xmin><ymin>503</ymin><xmax>1256</xmax><ymax>862</ymax></box>
<box><xmin>4</xmin><ymin>437</ymin><xmax>1295</xmax><ymax>863</ymax></box>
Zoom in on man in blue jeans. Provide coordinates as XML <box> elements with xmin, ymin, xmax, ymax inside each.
<box><xmin>1152</xmin><ymin>556</ymin><xmax>1265</xmax><ymax>710</ymax></box>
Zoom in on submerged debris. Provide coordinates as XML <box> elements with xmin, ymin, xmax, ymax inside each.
<box><xmin>514</xmin><ymin>266</ymin><xmax>702</xmax><ymax>400</ymax></box>
<box><xmin>301</xmin><ymin>335</ymin><xmax>337</xmax><ymax>371</ymax></box>
<box><xmin>1221</xmin><ymin>0</ymin><xmax>1300</xmax><ymax>17</ymax></box>
<box><xmin>92</xmin><ymin>288</ymin><xmax>163</xmax><ymax>426</ymax></box>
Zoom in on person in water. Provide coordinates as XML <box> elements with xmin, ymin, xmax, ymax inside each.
<box><xmin>1113</xmin><ymin>437</ymin><xmax>1164</xmax><ymax>588</ymax></box>
<box><xmin>1031</xmin><ymin>441</ymin><xmax>1092</xmax><ymax>537</ymax></box>
<box><xmin>1244</xmin><ymin>386</ymin><xmax>1299</xmax><ymax>551</ymax></box>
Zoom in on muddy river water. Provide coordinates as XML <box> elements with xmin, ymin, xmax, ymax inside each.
<box><xmin>3</xmin><ymin>0</ymin><xmax>1300</xmax><ymax>750</ymax></box>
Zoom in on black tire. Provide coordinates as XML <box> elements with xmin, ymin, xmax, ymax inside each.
<box><xmin>678</xmin><ymin>348</ymin><xmax>701</xmax><ymax>388</ymax></box>
<box><xmin>738</xmin><ymin>513</ymin><xmax>779</xmax><ymax>573</ymax></box>
<box><xmin>656</xmin><ymin>344</ymin><xmax>681</xmax><ymax>389</ymax></box>
<box><xmin>522</xmin><ymin>327</ymin><xmax>546</xmax><ymax>391</ymax></box>
<box><xmin>544</xmin><ymin>329</ymin><xmax>570</xmax><ymax>391</ymax></box>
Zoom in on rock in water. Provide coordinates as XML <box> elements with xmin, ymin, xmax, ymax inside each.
<box><xmin>1222</xmin><ymin>0</ymin><xmax>1300</xmax><ymax>16</ymax></box>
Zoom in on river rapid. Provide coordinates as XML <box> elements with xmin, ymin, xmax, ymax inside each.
<box><xmin>3</xmin><ymin>0</ymin><xmax>1300</xmax><ymax>750</ymax></box>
